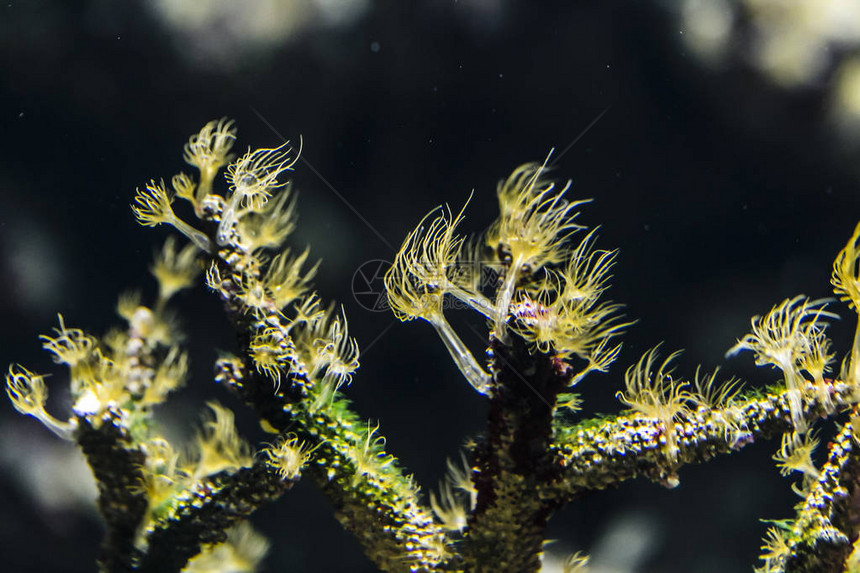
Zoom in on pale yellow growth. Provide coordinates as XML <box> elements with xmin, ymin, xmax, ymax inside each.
<box><xmin>617</xmin><ymin>347</ymin><xmax>695</xmax><ymax>462</ymax></box>
<box><xmin>309</xmin><ymin>308</ymin><xmax>360</xmax><ymax>392</ymax></box>
<box><xmin>139</xmin><ymin>437</ymin><xmax>186</xmax><ymax>518</ymax></box>
<box><xmin>834</xmin><ymin>57</ymin><xmax>860</xmax><ymax>120</ymax></box>
<box><xmin>233</xmin><ymin>273</ymin><xmax>270</xmax><ymax>316</ymax></box>
<box><xmin>515</xmin><ymin>291</ymin><xmax>627</xmax><ymax>364</ymax></box>
<box><xmin>801</xmin><ymin>329</ymin><xmax>837</xmax><ymax>414</ymax></box>
<box><xmin>773</xmin><ymin>430</ymin><xmax>821</xmax><ymax>481</ymax></box>
<box><xmin>40</xmin><ymin>314</ymin><xmax>97</xmax><ymax>368</ymax></box>
<box><xmin>264</xmin><ymin>248</ymin><xmax>319</xmax><ymax>309</ymax></box>
<box><xmin>797</xmin><ymin>329</ymin><xmax>835</xmax><ymax>385</ymax></box>
<box><xmin>347</xmin><ymin>422</ymin><xmax>394</xmax><ymax>485</ymax></box>
<box><xmin>727</xmin><ymin>296</ymin><xmax>837</xmax><ymax>432</ymax></box>
<box><xmin>100</xmin><ymin>327</ymin><xmax>128</xmax><ymax>359</ymax></box>
<box><xmin>429</xmin><ymin>480</ymin><xmax>469</xmax><ymax>532</ymax></box>
<box><xmin>384</xmin><ymin>201</ymin><xmax>471</xmax><ymax>323</ymax></box>
<box><xmin>558</xmin><ymin>229</ymin><xmax>616</xmax><ymax>303</ymax></box>
<box><xmin>184</xmin><ymin>521</ymin><xmax>270</xmax><ymax>573</ymax></box>
<box><xmin>132</xmin><ymin>180</ymin><xmax>213</xmax><ymax>252</ymax></box>
<box><xmin>227</xmin><ymin>141</ymin><xmax>299</xmax><ymax>211</ymax></box>
<box><xmin>132</xmin><ymin>179</ymin><xmax>174</xmax><ymax>227</ymax></box>
<box><xmin>289</xmin><ymin>293</ymin><xmax>325</xmax><ymax>329</ymax></box>
<box><xmin>848</xmin><ymin>513</ymin><xmax>860</xmax><ymax>573</ymax></box>
<box><xmin>452</xmin><ymin>235</ymin><xmax>487</xmax><ymax>297</ymax></box>
<box><xmin>833</xmin><ymin>221</ymin><xmax>860</xmax><ymax>386</ymax></box>
<box><xmin>224</xmin><ymin>246</ymin><xmax>318</xmax><ymax>317</ymax></box>
<box><xmin>556</xmin><ymin>392</ymin><xmax>584</xmax><ymax>413</ymax></box>
<box><xmin>759</xmin><ymin>526</ymin><xmax>790</xmax><ymax>569</ymax></box>
<box><xmin>219</xmin><ymin>140</ymin><xmax>299</xmax><ymax>246</ymax></box>
<box><xmin>117</xmin><ymin>290</ymin><xmax>143</xmax><ymax>322</ymax></box>
<box><xmin>487</xmin><ymin>159</ymin><xmax>590</xmax><ymax>338</ymax></box>
<box><xmin>5</xmin><ymin>365</ymin><xmax>74</xmax><ymax>439</ymax></box>
<box><xmin>291</xmin><ymin>302</ymin><xmax>333</xmax><ymax>359</ymax></box>
<box><xmin>236</xmin><ymin>184</ymin><xmax>298</xmax><ymax>252</ymax></box>
<box><xmin>546</xmin><ymin>309</ymin><xmax>625</xmax><ymax>362</ymax></box>
<box><xmin>249</xmin><ymin>327</ymin><xmax>294</xmax><ymax>392</ymax></box>
<box><xmin>149</xmin><ymin>309</ymin><xmax>184</xmax><ymax>347</ymax></box>
<box><xmin>151</xmin><ymin>236</ymin><xmax>201</xmax><ymax>304</ymax></box>
<box><xmin>141</xmin><ymin>347</ymin><xmax>189</xmax><ymax>406</ymax></box>
<box><xmin>446</xmin><ymin>453</ymin><xmax>477</xmax><ymax>510</ymax></box>
<box><xmin>123</xmin><ymin>304</ymin><xmax>182</xmax><ymax>348</ymax></box>
<box><xmin>384</xmin><ymin>199</ymin><xmax>492</xmax><ymax>394</ymax></box>
<box><xmin>727</xmin><ymin>296</ymin><xmax>835</xmax><ymax>373</ymax></box>
<box><xmin>569</xmin><ymin>338</ymin><xmax>623</xmax><ymax>388</ymax></box>
<box><xmin>513</xmin><ymin>230</ymin><xmax>629</xmax><ymax>374</ymax></box>
<box><xmin>287</xmin><ymin>304</ymin><xmax>360</xmax><ymax>401</ymax></box>
<box><xmin>171</xmin><ymin>172</ymin><xmax>196</xmax><ymax>204</ymax></box>
<box><xmin>39</xmin><ymin>315</ymin><xmax>125</xmax><ymax>413</ymax></box>
<box><xmin>204</xmin><ymin>262</ymin><xmax>225</xmax><ymax>293</ymax></box>
<box><xmin>689</xmin><ymin>366</ymin><xmax>749</xmax><ymax>445</ymax></box>
<box><xmin>183</xmin><ymin>118</ymin><xmax>237</xmax><ymax>208</ymax></box>
<box><xmin>429</xmin><ymin>453</ymin><xmax>475</xmax><ymax>532</ymax></box>
<box><xmin>487</xmin><ymin>160</ymin><xmax>587</xmax><ymax>269</ymax></box>
<box><xmin>833</xmin><ymin>222</ymin><xmax>860</xmax><ymax>309</ymax></box>
<box><xmin>562</xmin><ymin>552</ymin><xmax>591</xmax><ymax>573</ymax></box>
<box><xmin>116</xmin><ymin>296</ymin><xmax>183</xmax><ymax>349</ymax></box>
<box><xmin>262</xmin><ymin>435</ymin><xmax>311</xmax><ymax>480</ymax></box>
<box><xmin>384</xmin><ymin>161</ymin><xmax>618</xmax><ymax>394</ymax></box>
<box><xmin>691</xmin><ymin>366</ymin><xmax>743</xmax><ymax>410</ymax></box>
<box><xmin>67</xmin><ymin>348</ymin><xmax>134</xmax><ymax>421</ymax></box>
<box><xmin>188</xmin><ymin>402</ymin><xmax>254</xmax><ymax>481</ymax></box>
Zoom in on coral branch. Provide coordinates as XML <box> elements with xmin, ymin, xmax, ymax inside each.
<box><xmin>76</xmin><ymin>412</ymin><xmax>149</xmax><ymax>573</ymax></box>
<box><xmin>460</xmin><ymin>335</ymin><xmax>570</xmax><ymax>573</ymax></box>
<box><xmin>214</xmin><ymin>320</ymin><xmax>452</xmax><ymax>571</ymax></box>
<box><xmin>761</xmin><ymin>406</ymin><xmax>860</xmax><ymax>572</ymax></box>
<box><xmin>137</xmin><ymin>459</ymin><xmax>298</xmax><ymax>573</ymax></box>
<box><xmin>549</xmin><ymin>378</ymin><xmax>858</xmax><ymax>499</ymax></box>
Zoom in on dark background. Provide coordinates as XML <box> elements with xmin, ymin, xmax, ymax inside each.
<box><xmin>2</xmin><ymin>1</ymin><xmax>860</xmax><ymax>572</ymax></box>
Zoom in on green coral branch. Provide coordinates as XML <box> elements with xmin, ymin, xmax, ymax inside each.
<box><xmin>548</xmin><ymin>379</ymin><xmax>858</xmax><ymax>501</ymax></box>
<box><xmin>215</xmin><ymin>349</ymin><xmax>453</xmax><ymax>571</ymax></box>
<box><xmin>195</xmin><ymin>174</ymin><xmax>457</xmax><ymax>570</ymax></box>
<box><xmin>301</xmin><ymin>405</ymin><xmax>452</xmax><ymax>572</ymax></box>
<box><xmin>225</xmin><ymin>351</ymin><xmax>451</xmax><ymax>571</ymax></box>
<box><xmin>136</xmin><ymin>458</ymin><xmax>298</xmax><ymax>573</ymax></box>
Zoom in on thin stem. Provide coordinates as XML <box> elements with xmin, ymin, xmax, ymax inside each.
<box><xmin>446</xmin><ymin>281</ymin><xmax>496</xmax><ymax>319</ymax></box>
<box><xmin>429</xmin><ymin>315</ymin><xmax>491</xmax><ymax>395</ymax></box>
<box><xmin>168</xmin><ymin>214</ymin><xmax>213</xmax><ymax>253</ymax></box>
<box><xmin>216</xmin><ymin>192</ymin><xmax>243</xmax><ymax>246</ymax></box>
<box><xmin>492</xmin><ymin>254</ymin><xmax>523</xmax><ymax>341</ymax></box>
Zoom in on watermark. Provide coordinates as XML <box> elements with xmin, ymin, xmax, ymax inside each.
<box><xmin>352</xmin><ymin>259</ymin><xmax>392</xmax><ymax>312</ymax></box>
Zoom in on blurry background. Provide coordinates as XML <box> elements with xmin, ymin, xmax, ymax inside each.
<box><xmin>2</xmin><ymin>1</ymin><xmax>860</xmax><ymax>571</ymax></box>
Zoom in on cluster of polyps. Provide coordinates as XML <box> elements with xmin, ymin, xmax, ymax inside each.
<box><xmin>132</xmin><ymin>119</ymin><xmax>359</xmax><ymax>406</ymax></box>
<box><xmin>384</xmin><ymin>157</ymin><xmax>629</xmax><ymax>397</ymax></box>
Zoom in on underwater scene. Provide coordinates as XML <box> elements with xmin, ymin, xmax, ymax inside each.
<box><xmin>3</xmin><ymin>2</ymin><xmax>860</xmax><ymax>572</ymax></box>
